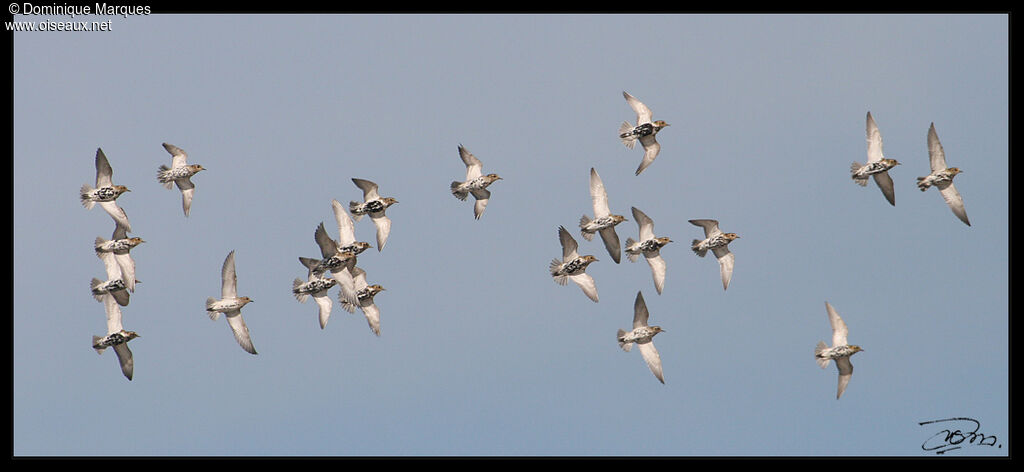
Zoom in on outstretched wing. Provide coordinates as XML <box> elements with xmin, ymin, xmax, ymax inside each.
<box><xmin>688</xmin><ymin>219</ymin><xmax>721</xmax><ymax>239</ymax></box>
<box><xmin>162</xmin><ymin>142</ymin><xmax>189</xmax><ymax>168</ymax></box>
<box><xmin>623</xmin><ymin>91</ymin><xmax>653</xmax><ymax>125</ymax></box>
<box><xmin>220</xmin><ymin>250</ymin><xmax>238</xmax><ymax>299</ymax></box>
<box><xmin>866</xmin><ymin>111</ymin><xmax>884</xmax><ymax>164</ymax></box>
<box><xmin>589</xmin><ymin>167</ymin><xmax>611</xmax><ymax>218</ymax></box>
<box><xmin>937</xmin><ymin>181</ymin><xmax>970</xmax><ymax>226</ymax></box>
<box><xmin>637</xmin><ymin>342</ymin><xmax>665</xmax><ymax>384</ymax></box>
<box><xmin>459</xmin><ymin>144</ymin><xmax>483</xmax><ymax>180</ymax></box>
<box><xmin>927</xmin><ymin>123</ymin><xmax>948</xmax><ymax>172</ymax></box>
<box><xmin>825</xmin><ymin>301</ymin><xmax>849</xmax><ymax>347</ymax></box>
<box><xmin>352</xmin><ymin>178</ymin><xmax>380</xmax><ymax>202</ymax></box>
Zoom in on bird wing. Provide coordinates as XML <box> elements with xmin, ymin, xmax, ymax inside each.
<box><xmin>569</xmin><ymin>273</ymin><xmax>599</xmax><ymax>303</ymax></box>
<box><xmin>95</xmin><ymin>148</ymin><xmax>114</xmax><ymax>187</ymax></box>
<box><xmin>632</xmin><ymin>207</ymin><xmax>655</xmax><ymax>241</ymax></box>
<box><xmin>99</xmin><ymin>250</ymin><xmax>122</xmax><ymax>281</ymax></box>
<box><xmin>713</xmin><ymin>247</ymin><xmax>734</xmax><ymax>290</ymax></box>
<box><xmin>645</xmin><ymin>253</ymin><xmax>667</xmax><ymax>295</ymax></box>
<box><xmin>98</xmin><ymin>201</ymin><xmax>132</xmax><ymax>233</ymax></box>
<box><xmin>872</xmin><ymin>171</ymin><xmax>896</xmax><ymax>206</ymax></box>
<box><xmin>825</xmin><ymin>301</ymin><xmax>849</xmax><ymax>347</ymax></box>
<box><xmin>352</xmin><ymin>178</ymin><xmax>380</xmax><ymax>201</ymax></box>
<box><xmin>162</xmin><ymin>142</ymin><xmax>189</xmax><ymax>168</ymax></box>
<box><xmin>362</xmin><ymin>303</ymin><xmax>382</xmax><ymax>336</ymax></box>
<box><xmin>331</xmin><ymin>265</ymin><xmax>358</xmax><ymax>306</ymax></box>
<box><xmin>313</xmin><ymin>292</ymin><xmax>333</xmax><ymax>330</ymax></box>
<box><xmin>111</xmin><ymin>221</ymin><xmax>129</xmax><ymax>241</ymax></box>
<box><xmin>632</xmin><ymin>291</ymin><xmax>650</xmax><ymax>329</ymax></box>
<box><xmin>688</xmin><ymin>219</ymin><xmax>721</xmax><ymax>238</ymax></box>
<box><xmin>636</xmin><ymin>135</ymin><xmax>661</xmax><ymax>176</ymax></box>
<box><xmin>471</xmin><ymin>188</ymin><xmax>491</xmax><ymax>220</ymax></box>
<box><xmin>113</xmin><ymin>252</ymin><xmax>137</xmax><ymax>293</ymax></box>
<box><xmin>623</xmin><ymin>91</ymin><xmax>653</xmax><ymax>125</ymax></box>
<box><xmin>112</xmin><ymin>343</ymin><xmax>135</xmax><ymax>381</ymax></box>
<box><xmin>102</xmin><ymin>293</ymin><xmax>124</xmax><ymax>335</ymax></box>
<box><xmin>459</xmin><ymin>144</ymin><xmax>483</xmax><ymax>180</ymax></box>
<box><xmin>225</xmin><ymin>310</ymin><xmax>257</xmax><ymax>355</ymax></box>
<box><xmin>589</xmin><ymin>167</ymin><xmax>611</xmax><ymax>218</ymax></box>
<box><xmin>332</xmin><ymin>199</ymin><xmax>357</xmax><ymax>246</ymax></box>
<box><xmin>558</xmin><ymin>225</ymin><xmax>579</xmax><ymax>260</ymax></box>
<box><xmin>177</xmin><ymin>179</ymin><xmax>195</xmax><ymax>217</ymax></box>
<box><xmin>637</xmin><ymin>341</ymin><xmax>665</xmax><ymax>384</ymax></box>
<box><xmin>314</xmin><ymin>222</ymin><xmax>339</xmax><ymax>258</ymax></box>
<box><xmin>350</xmin><ymin>266</ymin><xmax>368</xmax><ymax>291</ymax></box>
<box><xmin>937</xmin><ymin>181</ymin><xmax>970</xmax><ymax>226</ymax></box>
<box><xmin>866</xmin><ymin>111</ymin><xmax>884</xmax><ymax>164</ymax></box>
<box><xmin>598</xmin><ymin>226</ymin><xmax>622</xmax><ymax>264</ymax></box>
<box><xmin>371</xmin><ymin>214</ymin><xmax>391</xmax><ymax>251</ymax></box>
<box><xmin>927</xmin><ymin>123</ymin><xmax>948</xmax><ymax>172</ymax></box>
<box><xmin>835</xmin><ymin>357</ymin><xmax>854</xmax><ymax>399</ymax></box>
<box><xmin>221</xmin><ymin>250</ymin><xmax>238</xmax><ymax>299</ymax></box>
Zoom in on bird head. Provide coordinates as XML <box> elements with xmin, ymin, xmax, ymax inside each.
<box><xmin>190</xmin><ymin>164</ymin><xmax>206</xmax><ymax>172</ymax></box>
<box><xmin>368</xmin><ymin>284</ymin><xmax>386</xmax><ymax>296</ymax></box>
<box><xmin>947</xmin><ymin>167</ymin><xmax>963</xmax><ymax>175</ymax></box>
<box><xmin>382</xmin><ymin>197</ymin><xmax>399</xmax><ymax>207</ymax></box>
<box><xmin>724</xmin><ymin>233</ymin><xmax>740</xmax><ymax>241</ymax></box>
<box><xmin>651</xmin><ymin>326</ymin><xmax>666</xmax><ymax>334</ymax></box>
<box><xmin>883</xmin><ymin>158</ymin><xmax>901</xmax><ymax>167</ymax></box>
<box><xmin>123</xmin><ymin>330</ymin><xmax>140</xmax><ymax>341</ymax></box>
<box><xmin>656</xmin><ymin>237</ymin><xmax>673</xmax><ymax>245</ymax></box>
<box><xmin>653</xmin><ymin>120</ymin><xmax>670</xmax><ymax>129</ymax></box>
<box><xmin>114</xmin><ymin>185</ymin><xmax>131</xmax><ymax>194</ymax></box>
<box><xmin>485</xmin><ymin>173</ymin><xmax>503</xmax><ymax>182</ymax></box>
<box><xmin>848</xmin><ymin>345</ymin><xmax>864</xmax><ymax>353</ymax></box>
<box><xmin>611</xmin><ymin>215</ymin><xmax>628</xmax><ymax>224</ymax></box>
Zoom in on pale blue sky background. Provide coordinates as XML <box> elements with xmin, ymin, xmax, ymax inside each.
<box><xmin>13</xmin><ymin>14</ymin><xmax>1008</xmax><ymax>456</ymax></box>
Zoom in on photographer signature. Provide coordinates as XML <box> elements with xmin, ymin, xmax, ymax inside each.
<box><xmin>919</xmin><ymin>417</ymin><xmax>1002</xmax><ymax>454</ymax></box>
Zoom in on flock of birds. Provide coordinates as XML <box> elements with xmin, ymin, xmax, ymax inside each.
<box><xmin>78</xmin><ymin>91</ymin><xmax>971</xmax><ymax>399</ymax></box>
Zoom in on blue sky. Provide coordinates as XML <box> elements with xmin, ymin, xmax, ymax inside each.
<box><xmin>13</xmin><ymin>13</ymin><xmax>1008</xmax><ymax>456</ymax></box>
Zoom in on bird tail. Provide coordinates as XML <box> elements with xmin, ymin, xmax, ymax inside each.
<box><xmin>579</xmin><ymin>215</ymin><xmax>595</xmax><ymax>241</ymax></box>
<box><xmin>916</xmin><ymin>176</ymin><xmax>931</xmax><ymax>191</ymax></box>
<box><xmin>92</xmin><ymin>336</ymin><xmax>107</xmax><ymax>355</ymax></box>
<box><xmin>450</xmin><ymin>181</ymin><xmax>469</xmax><ymax>200</ymax></box>
<box><xmin>292</xmin><ymin>278</ymin><xmax>309</xmax><ymax>303</ymax></box>
<box><xmin>156</xmin><ymin>165</ymin><xmax>175</xmax><ymax>189</ymax></box>
<box><xmin>618</xmin><ymin>121</ymin><xmax>637</xmax><ymax>149</ymax></box>
<box><xmin>549</xmin><ymin>259</ymin><xmax>568</xmax><ymax>285</ymax></box>
<box><xmin>814</xmin><ymin>341</ymin><xmax>830</xmax><ymax>368</ymax></box>
<box><xmin>349</xmin><ymin>201</ymin><xmax>365</xmax><ymax>221</ymax></box>
<box><xmin>90</xmin><ymin>278</ymin><xmax>105</xmax><ymax>302</ymax></box>
<box><xmin>850</xmin><ymin>162</ymin><xmax>869</xmax><ymax>186</ymax></box>
<box><xmin>625</xmin><ymin>238</ymin><xmax>641</xmax><ymax>262</ymax></box>
<box><xmin>617</xmin><ymin>329</ymin><xmax>633</xmax><ymax>352</ymax></box>
<box><xmin>691</xmin><ymin>239</ymin><xmax>708</xmax><ymax>257</ymax></box>
<box><xmin>80</xmin><ymin>184</ymin><xmax>95</xmax><ymax>209</ymax></box>
<box><xmin>340</xmin><ymin>298</ymin><xmax>357</xmax><ymax>314</ymax></box>
<box><xmin>205</xmin><ymin>297</ymin><xmax>221</xmax><ymax>320</ymax></box>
